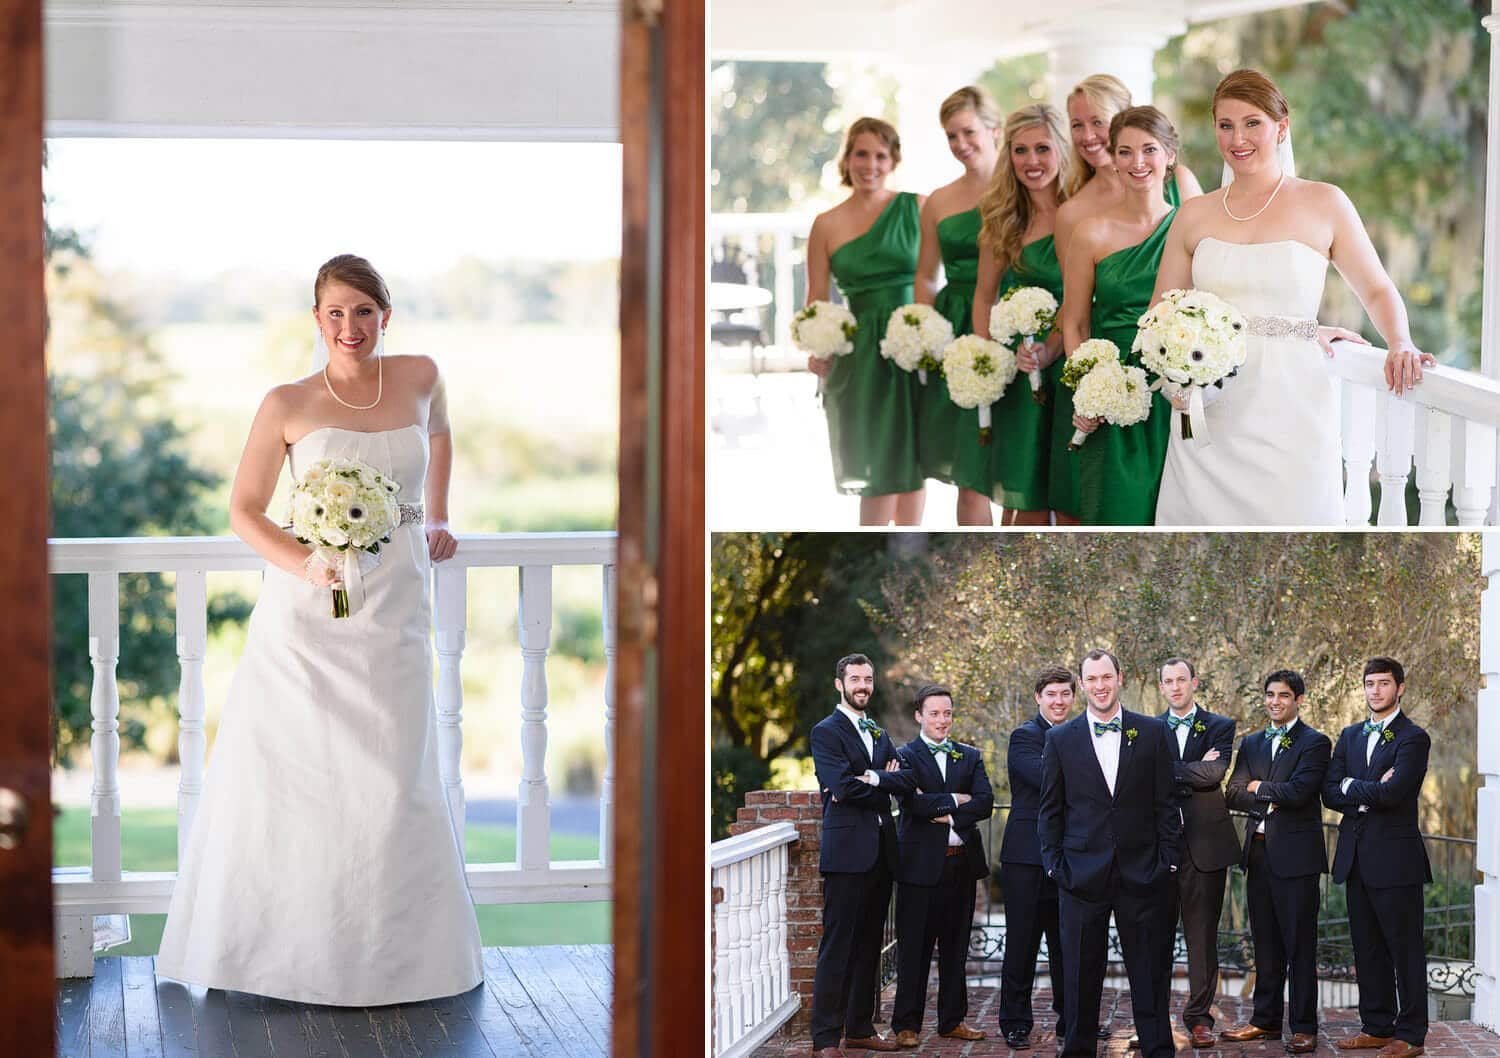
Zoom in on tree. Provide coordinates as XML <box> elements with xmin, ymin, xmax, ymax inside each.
<box><xmin>711</xmin><ymin>61</ymin><xmax>840</xmax><ymax>213</ymax></box>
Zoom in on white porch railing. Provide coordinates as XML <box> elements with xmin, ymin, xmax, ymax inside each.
<box><xmin>48</xmin><ymin>531</ymin><xmax>616</xmax><ymax>978</ymax></box>
<box><xmin>711</xmin><ymin>821</ymin><xmax>800</xmax><ymax>1058</ymax></box>
<box><xmin>712</xmin><ymin>210</ymin><xmax>1500</xmax><ymax>526</ymax></box>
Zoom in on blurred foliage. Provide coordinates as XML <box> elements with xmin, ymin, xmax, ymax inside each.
<box><xmin>712</xmin><ymin>744</ymin><xmax>772</xmax><ymax>841</ymax></box>
<box><xmin>977</xmin><ymin>53</ymin><xmax>1052</xmax><ymax>116</ymax></box>
<box><xmin>711</xmin><ymin>61</ymin><xmax>840</xmax><ymax>212</ymax></box>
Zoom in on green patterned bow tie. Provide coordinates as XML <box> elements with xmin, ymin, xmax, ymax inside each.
<box><xmin>856</xmin><ymin>715</ymin><xmax>884</xmax><ymax>739</ymax></box>
<box><xmin>1361</xmin><ymin>720</ymin><xmax>1383</xmax><ymax>736</ymax></box>
<box><xmin>1167</xmin><ymin>714</ymin><xmax>1194</xmax><ymax>730</ymax></box>
<box><xmin>1092</xmin><ymin>718</ymin><xmax>1122</xmax><ymax>737</ymax></box>
<box><xmin>1267</xmin><ymin>725</ymin><xmax>1288</xmax><ymax>741</ymax></box>
<box><xmin>927</xmin><ymin>738</ymin><xmax>960</xmax><ymax>759</ymax></box>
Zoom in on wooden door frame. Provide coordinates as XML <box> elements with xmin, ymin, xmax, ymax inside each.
<box><xmin>0</xmin><ymin>0</ymin><xmax>58</xmax><ymax>1053</ymax></box>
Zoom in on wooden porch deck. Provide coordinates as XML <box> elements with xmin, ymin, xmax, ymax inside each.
<box><xmin>56</xmin><ymin>944</ymin><xmax>612</xmax><ymax>1058</ymax></box>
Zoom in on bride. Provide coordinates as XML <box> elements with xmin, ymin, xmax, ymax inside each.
<box><xmin>155</xmin><ymin>254</ymin><xmax>484</xmax><ymax>1005</ymax></box>
<box><xmin>1152</xmin><ymin>69</ymin><xmax>1436</xmax><ymax>527</ymax></box>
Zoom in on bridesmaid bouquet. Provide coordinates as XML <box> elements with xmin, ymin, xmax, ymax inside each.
<box><xmin>1063</xmin><ymin>339</ymin><xmax>1152</xmax><ymax>450</ymax></box>
<box><xmin>942</xmin><ymin>334</ymin><xmax>1017</xmax><ymax>446</ymax></box>
<box><xmin>791</xmin><ymin>299</ymin><xmax>857</xmax><ymax>360</ymax></box>
<box><xmin>290</xmin><ymin>458</ymin><xmax>401</xmax><ymax>618</ymax></box>
<box><xmin>991</xmin><ymin>286</ymin><xmax>1059</xmax><ymax>403</ymax></box>
<box><xmin>880</xmin><ymin>303</ymin><xmax>954</xmax><ymax>384</ymax></box>
<box><xmin>1133</xmin><ymin>288</ymin><xmax>1248</xmax><ymax>441</ymax></box>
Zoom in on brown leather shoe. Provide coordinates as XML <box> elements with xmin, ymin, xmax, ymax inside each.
<box><xmin>1221</xmin><ymin>1024</ymin><xmax>1279</xmax><ymax>1042</ymax></box>
<box><xmin>894</xmin><ymin>1030</ymin><xmax>920</xmax><ymax>1048</ymax></box>
<box><xmin>845</xmin><ymin>1035</ymin><xmax>902</xmax><ymax>1053</ymax></box>
<box><xmin>1337</xmin><ymin>1035</ymin><xmax>1395</xmax><ymax>1051</ymax></box>
<box><xmin>1190</xmin><ymin>1026</ymin><xmax>1217</xmax><ymax>1048</ymax></box>
<box><xmin>1288</xmin><ymin>1034</ymin><xmax>1318</xmax><ymax>1053</ymax></box>
<box><xmin>1374</xmin><ymin>1043</ymin><xmax>1423</xmax><ymax>1058</ymax></box>
<box><xmin>941</xmin><ymin>1023</ymin><xmax>988</xmax><ymax>1041</ymax></box>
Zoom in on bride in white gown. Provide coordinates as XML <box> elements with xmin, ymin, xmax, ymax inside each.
<box><xmin>1152</xmin><ymin>69</ymin><xmax>1435</xmax><ymax>527</ymax></box>
<box><xmin>155</xmin><ymin>255</ymin><xmax>484</xmax><ymax>1006</ymax></box>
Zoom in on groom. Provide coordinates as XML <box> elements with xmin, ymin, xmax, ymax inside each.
<box><xmin>1039</xmin><ymin>649</ymin><xmax>1180</xmax><ymax>1058</ymax></box>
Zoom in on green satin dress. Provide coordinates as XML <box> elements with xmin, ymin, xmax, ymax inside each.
<box><xmin>920</xmin><ymin>208</ymin><xmax>980</xmax><ymax>487</ymax></box>
<box><xmin>1077</xmin><ymin>209</ymin><xmax>1176</xmax><ymax>525</ymax></box>
<box><xmin>825</xmin><ymin>192</ymin><xmax>923</xmax><ymax>496</ymax></box>
<box><xmin>983</xmin><ymin>236</ymin><xmax>1063</xmax><ymax>511</ymax></box>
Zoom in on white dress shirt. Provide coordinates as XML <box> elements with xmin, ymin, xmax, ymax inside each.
<box><xmin>838</xmin><ymin>702</ymin><xmax>875</xmax><ymax>760</ymax></box>
<box><xmin>1168</xmin><ymin>704</ymin><xmax>1197</xmax><ymax>757</ymax></box>
<box><xmin>1256</xmin><ymin>716</ymin><xmax>1299</xmax><ymax>834</ymax></box>
<box><xmin>921</xmin><ymin>736</ymin><xmax>965</xmax><ymax>846</ymax></box>
<box><xmin>1089</xmin><ymin>706</ymin><xmax>1123</xmax><ymax>796</ymax></box>
<box><xmin>1340</xmin><ymin>708</ymin><xmax>1399</xmax><ymax>812</ymax></box>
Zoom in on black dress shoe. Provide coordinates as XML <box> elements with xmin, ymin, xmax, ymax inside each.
<box><xmin>1006</xmin><ymin>1029</ymin><xmax>1032</xmax><ymax>1049</ymax></box>
<box><xmin>1098</xmin><ymin>1027</ymin><xmax>1112</xmax><ymax>1040</ymax></box>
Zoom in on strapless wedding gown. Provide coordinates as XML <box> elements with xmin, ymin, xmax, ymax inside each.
<box><xmin>155</xmin><ymin>425</ymin><xmax>484</xmax><ymax>1006</ymax></box>
<box><xmin>1154</xmin><ymin>238</ymin><xmax>1344</xmax><ymax>526</ymax></box>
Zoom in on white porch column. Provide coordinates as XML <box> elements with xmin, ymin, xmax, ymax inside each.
<box><xmin>891</xmin><ymin>62</ymin><xmax>986</xmax><ymax>197</ymax></box>
<box><xmin>1040</xmin><ymin>8</ymin><xmax>1186</xmax><ymax>111</ymax></box>
<box><xmin>1477</xmin><ymin>531</ymin><xmax>1500</xmax><ymax>1031</ymax></box>
<box><xmin>1481</xmin><ymin>4</ymin><xmax>1500</xmax><ymax>381</ymax></box>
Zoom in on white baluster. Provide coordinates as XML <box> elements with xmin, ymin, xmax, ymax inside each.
<box><xmin>600</xmin><ymin>564</ymin><xmax>616</xmax><ymax>867</ymax></box>
<box><xmin>732</xmin><ymin>859</ymin><xmax>753</xmax><ymax>1043</ymax></box>
<box><xmin>1342</xmin><ymin>381</ymin><xmax>1377</xmax><ymax>525</ymax></box>
<box><xmin>88</xmin><ymin>572</ymin><xmax>122</xmax><ymax>883</ymax></box>
<box><xmin>770</xmin><ymin>843</ymin><xmax>790</xmax><ymax>1007</ymax></box>
<box><xmin>1414</xmin><ymin>408</ymin><xmax>1453</xmax><ymax>526</ymax></box>
<box><xmin>773</xmin><ymin>227</ymin><xmax>796</xmax><ymax>349</ymax></box>
<box><xmin>750</xmin><ymin>852</ymin><xmax>770</xmax><ymax>1025</ymax></box>
<box><xmin>174</xmin><ymin>570</ymin><xmax>208</xmax><ymax>854</ymax></box>
<box><xmin>517</xmin><ymin>564</ymin><xmax>552</xmax><ymax>871</ymax></box>
<box><xmin>1455</xmin><ymin>419</ymin><xmax>1500</xmax><ymax>526</ymax></box>
<box><xmin>714</xmin><ymin>867</ymin><xmax>742</xmax><ymax>1051</ymax></box>
<box><xmin>1375</xmin><ymin>392</ymin><xmax>1416</xmax><ymax>526</ymax></box>
<box><xmin>433</xmin><ymin>563</ymin><xmax>468</xmax><ymax>847</ymax></box>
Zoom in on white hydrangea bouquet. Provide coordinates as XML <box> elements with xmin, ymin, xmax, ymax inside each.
<box><xmin>942</xmin><ymin>334</ymin><xmax>1017</xmax><ymax>445</ymax></box>
<box><xmin>880</xmin><ymin>303</ymin><xmax>954</xmax><ymax>384</ymax></box>
<box><xmin>991</xmin><ymin>286</ymin><xmax>1059</xmax><ymax>403</ymax></box>
<box><xmin>1133</xmin><ymin>288</ymin><xmax>1248</xmax><ymax>442</ymax></box>
<box><xmin>791</xmin><ymin>299</ymin><xmax>857</xmax><ymax>360</ymax></box>
<box><xmin>290</xmin><ymin>457</ymin><xmax>401</xmax><ymax>618</ymax></box>
<box><xmin>1063</xmin><ymin>338</ymin><xmax>1153</xmax><ymax>450</ymax></box>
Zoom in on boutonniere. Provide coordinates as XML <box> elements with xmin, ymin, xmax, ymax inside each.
<box><xmin>1192</xmin><ymin>720</ymin><xmax>1207</xmax><ymax>735</ymax></box>
<box><xmin>1125</xmin><ymin>727</ymin><xmax>1139</xmax><ymax>746</ymax></box>
<box><xmin>1279</xmin><ymin>733</ymin><xmax>1294</xmax><ymax>751</ymax></box>
<box><xmin>1382</xmin><ymin>728</ymin><xmax>1395</xmax><ymax>744</ymax></box>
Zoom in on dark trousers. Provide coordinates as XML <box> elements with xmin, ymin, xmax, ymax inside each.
<box><xmin>810</xmin><ymin>827</ymin><xmax>896</xmax><ymax>1049</ymax></box>
<box><xmin>1058</xmin><ymin>861</ymin><xmax>1174</xmax><ymax>1058</ymax></box>
<box><xmin>1244</xmin><ymin>837</ymin><xmax>1320</xmax><ymax>1034</ymax></box>
<box><xmin>998</xmin><ymin>862</ymin><xmax>1065</xmax><ymax>1037</ymax></box>
<box><xmin>1165</xmin><ymin>856</ymin><xmax>1227</xmax><ymax>1028</ymax></box>
<box><xmin>891</xmin><ymin>853</ymin><xmax>975</xmax><ymax>1034</ymax></box>
<box><xmin>1346</xmin><ymin>864</ymin><xmax>1428</xmax><ymax>1045</ymax></box>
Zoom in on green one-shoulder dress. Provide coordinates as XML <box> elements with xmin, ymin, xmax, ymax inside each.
<box><xmin>825</xmin><ymin>192</ymin><xmax>923</xmax><ymax>496</ymax></box>
<box><xmin>1077</xmin><ymin>209</ymin><xmax>1175</xmax><ymax>525</ymax></box>
<box><xmin>984</xmin><ymin>235</ymin><xmax>1063</xmax><ymax>512</ymax></box>
<box><xmin>919</xmin><ymin>208</ymin><xmax>980</xmax><ymax>488</ymax></box>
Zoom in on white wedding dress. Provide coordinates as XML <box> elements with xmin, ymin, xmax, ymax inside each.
<box><xmin>1154</xmin><ymin>238</ymin><xmax>1345</xmax><ymax>526</ymax></box>
<box><xmin>156</xmin><ymin>424</ymin><xmax>484</xmax><ymax>1006</ymax></box>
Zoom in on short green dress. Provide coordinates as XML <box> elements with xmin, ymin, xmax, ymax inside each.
<box><xmin>824</xmin><ymin>192</ymin><xmax>924</xmax><ymax>497</ymax></box>
<box><xmin>1076</xmin><ymin>209</ymin><xmax>1176</xmax><ymax>525</ymax></box>
<box><xmin>919</xmin><ymin>208</ymin><xmax>980</xmax><ymax>488</ymax></box>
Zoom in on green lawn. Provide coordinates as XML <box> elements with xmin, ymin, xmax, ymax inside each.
<box><xmin>54</xmin><ymin>807</ymin><xmax>610</xmax><ymax>957</ymax></box>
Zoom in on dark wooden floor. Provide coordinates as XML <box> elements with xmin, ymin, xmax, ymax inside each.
<box><xmin>57</xmin><ymin>945</ymin><xmax>612</xmax><ymax>1058</ymax></box>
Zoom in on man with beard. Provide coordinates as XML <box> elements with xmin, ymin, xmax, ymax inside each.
<box><xmin>1039</xmin><ymin>650</ymin><xmax>1180</xmax><ymax>1058</ymax></box>
<box><xmin>808</xmin><ymin>653</ymin><xmax>917</xmax><ymax>1056</ymax></box>
<box><xmin>1221</xmin><ymin>669</ymin><xmax>1332</xmax><ymax>1054</ymax></box>
<box><xmin>997</xmin><ymin>665</ymin><xmax>1076</xmax><ymax>1050</ymax></box>
<box><xmin>1157</xmin><ymin>657</ymin><xmax>1241</xmax><ymax>1048</ymax></box>
<box><xmin>889</xmin><ymin>685</ymin><xmax>993</xmax><ymax>1047</ymax></box>
<box><xmin>1323</xmin><ymin>657</ymin><xmax>1432</xmax><ymax>1058</ymax></box>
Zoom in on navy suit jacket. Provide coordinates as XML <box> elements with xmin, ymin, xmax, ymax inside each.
<box><xmin>1161</xmin><ymin>706</ymin><xmax>1242</xmax><ymax>872</ymax></box>
<box><xmin>1037</xmin><ymin>709</ymin><xmax>1181</xmax><ymax>902</ymax></box>
<box><xmin>1322</xmin><ymin>711</ymin><xmax>1432</xmax><ymax>887</ymax></box>
<box><xmin>1224</xmin><ymin>719</ymin><xmax>1331</xmax><ymax>878</ymax></box>
<box><xmin>1000</xmin><ymin>713</ymin><xmax>1053</xmax><ymax>866</ymax></box>
<box><xmin>810</xmin><ymin>709</ymin><xmax>917</xmax><ymax>874</ymax></box>
<box><xmin>893</xmin><ymin>737</ymin><xmax>994</xmax><ymax>886</ymax></box>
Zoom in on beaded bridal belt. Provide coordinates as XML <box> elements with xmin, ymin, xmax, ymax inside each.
<box><xmin>397</xmin><ymin>502</ymin><xmax>425</xmax><ymax>526</ymax></box>
<box><xmin>1246</xmin><ymin>315</ymin><xmax>1318</xmax><ymax>341</ymax></box>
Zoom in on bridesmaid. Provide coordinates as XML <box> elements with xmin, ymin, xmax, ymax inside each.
<box><xmin>913</xmin><ymin>85</ymin><xmax>1003</xmax><ymax>525</ymax></box>
<box><xmin>967</xmin><ymin>103</ymin><xmax>1072</xmax><ymax>526</ymax></box>
<box><xmin>1051</xmin><ymin>76</ymin><xmax>1202</xmax><ymax>521</ymax></box>
<box><xmin>806</xmin><ymin>117</ymin><xmax>927</xmax><ymax>526</ymax></box>
<box><xmin>1061</xmin><ymin>105</ymin><xmax>1180</xmax><ymax>525</ymax></box>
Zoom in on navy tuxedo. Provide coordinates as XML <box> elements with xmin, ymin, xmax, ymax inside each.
<box><xmin>1322</xmin><ymin>711</ymin><xmax>1432</xmax><ymax>1046</ymax></box>
<box><xmin>890</xmin><ymin>738</ymin><xmax>994</xmax><ymax>1035</ymax></box>
<box><xmin>808</xmin><ymin>709</ymin><xmax>918</xmax><ymax>1050</ymax></box>
<box><xmin>997</xmin><ymin>713</ymin><xmax>1066</xmax><ymax>1038</ymax></box>
<box><xmin>1224</xmin><ymin>719</ymin><xmax>1332</xmax><ymax>1035</ymax></box>
<box><xmin>1039</xmin><ymin>710</ymin><xmax>1180</xmax><ymax>1058</ymax></box>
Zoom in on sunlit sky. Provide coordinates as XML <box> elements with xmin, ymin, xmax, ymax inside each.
<box><xmin>45</xmin><ymin>139</ymin><xmax>624</xmax><ymax>278</ymax></box>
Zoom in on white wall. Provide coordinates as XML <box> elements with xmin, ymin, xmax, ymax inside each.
<box><xmin>1477</xmin><ymin>531</ymin><xmax>1500</xmax><ymax>1031</ymax></box>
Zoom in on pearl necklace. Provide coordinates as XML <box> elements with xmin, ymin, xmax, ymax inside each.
<box><xmin>1222</xmin><ymin>170</ymin><xmax>1286</xmax><ymax>222</ymax></box>
<box><xmin>323</xmin><ymin>356</ymin><xmax>382</xmax><ymax>411</ymax></box>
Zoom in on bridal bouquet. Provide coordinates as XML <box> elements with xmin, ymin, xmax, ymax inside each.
<box><xmin>880</xmin><ymin>303</ymin><xmax>954</xmax><ymax>384</ymax></box>
<box><xmin>1133</xmin><ymin>288</ymin><xmax>1247</xmax><ymax>441</ymax></box>
<box><xmin>791</xmin><ymin>300</ymin><xmax>857</xmax><ymax>360</ymax></box>
<box><xmin>991</xmin><ymin>286</ymin><xmax>1059</xmax><ymax>403</ymax></box>
<box><xmin>942</xmin><ymin>334</ymin><xmax>1017</xmax><ymax>445</ymax></box>
<box><xmin>290</xmin><ymin>458</ymin><xmax>401</xmax><ymax>618</ymax></box>
<box><xmin>1063</xmin><ymin>339</ymin><xmax>1152</xmax><ymax>450</ymax></box>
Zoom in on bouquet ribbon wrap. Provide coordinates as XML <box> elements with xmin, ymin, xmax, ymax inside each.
<box><xmin>1185</xmin><ymin>384</ymin><xmax>1211</xmax><ymax>448</ymax></box>
<box><xmin>315</xmin><ymin>547</ymin><xmax>382</xmax><ymax>617</ymax></box>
